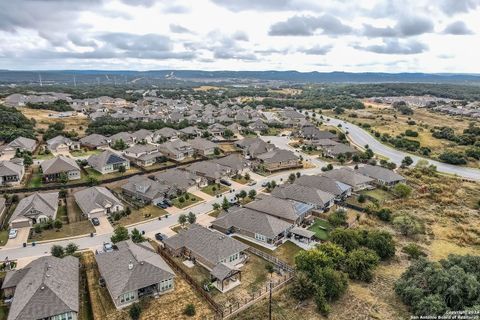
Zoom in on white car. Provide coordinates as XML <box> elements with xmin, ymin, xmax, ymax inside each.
<box><xmin>8</xmin><ymin>229</ymin><xmax>18</xmax><ymax>239</ymax></box>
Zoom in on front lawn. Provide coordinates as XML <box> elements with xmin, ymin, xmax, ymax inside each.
<box><xmin>360</xmin><ymin>188</ymin><xmax>394</xmax><ymax>202</ymax></box>
<box><xmin>115</xmin><ymin>205</ymin><xmax>167</xmax><ymax>227</ymax></box>
<box><xmin>27</xmin><ymin>171</ymin><xmax>43</xmax><ymax>188</ymax></box>
<box><xmin>172</xmin><ymin>193</ymin><xmax>203</xmax><ymax>209</ymax></box>
<box><xmin>70</xmin><ymin>149</ymin><xmax>102</xmax><ymax>157</ymax></box>
<box><xmin>232</xmin><ymin>176</ymin><xmax>251</xmax><ymax>185</ymax></box>
<box><xmin>308</xmin><ymin>218</ymin><xmax>332</xmax><ymax>241</ymax></box>
<box><xmin>28</xmin><ymin>220</ymin><xmax>95</xmax><ymax>242</ymax></box>
<box><xmin>84</xmin><ymin>167</ymin><xmax>141</xmax><ymax>181</ymax></box>
<box><xmin>201</xmin><ymin>184</ymin><xmax>230</xmax><ymax>196</ymax></box>
<box><xmin>0</xmin><ymin>230</ymin><xmax>9</xmax><ymax>247</ymax></box>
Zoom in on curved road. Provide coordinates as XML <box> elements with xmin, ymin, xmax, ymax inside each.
<box><xmin>324</xmin><ymin>116</ymin><xmax>480</xmax><ymax>181</ymax></box>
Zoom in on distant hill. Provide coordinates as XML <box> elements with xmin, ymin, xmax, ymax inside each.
<box><xmin>1</xmin><ymin>70</ymin><xmax>480</xmax><ymax>85</ymax></box>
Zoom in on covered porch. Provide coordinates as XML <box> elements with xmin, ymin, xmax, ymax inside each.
<box><xmin>210</xmin><ymin>263</ymin><xmax>241</xmax><ymax>293</ymax></box>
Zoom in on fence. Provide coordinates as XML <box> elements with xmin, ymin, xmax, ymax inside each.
<box><xmin>245</xmin><ymin>247</ymin><xmax>295</xmax><ymax>273</ymax></box>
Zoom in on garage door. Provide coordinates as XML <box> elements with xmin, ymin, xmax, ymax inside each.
<box><xmin>11</xmin><ymin>220</ymin><xmax>31</xmax><ymax>228</ymax></box>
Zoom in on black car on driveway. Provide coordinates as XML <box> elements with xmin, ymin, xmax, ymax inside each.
<box><xmin>91</xmin><ymin>217</ymin><xmax>100</xmax><ymax>226</ymax></box>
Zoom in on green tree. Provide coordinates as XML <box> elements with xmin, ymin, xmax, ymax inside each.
<box><xmin>402</xmin><ymin>156</ymin><xmax>413</xmax><ymax>167</ymax></box>
<box><xmin>178</xmin><ymin>214</ymin><xmax>187</xmax><ymax>226</ymax></box>
<box><xmin>187</xmin><ymin>211</ymin><xmax>196</xmax><ymax>224</ymax></box>
<box><xmin>223</xmin><ymin>129</ymin><xmax>234</xmax><ymax>139</ymax></box>
<box><xmin>183</xmin><ymin>304</ymin><xmax>196</xmax><ymax>316</ymax></box>
<box><xmin>65</xmin><ymin>243</ymin><xmax>79</xmax><ymax>256</ymax></box>
<box><xmin>330</xmin><ymin>228</ymin><xmax>361</xmax><ymax>252</ymax></box>
<box><xmin>238</xmin><ymin>190</ymin><xmax>247</xmax><ymax>199</ymax></box>
<box><xmin>363</xmin><ymin>230</ymin><xmax>396</xmax><ymax>260</ymax></box>
<box><xmin>53</xmin><ymin>219</ymin><xmax>63</xmax><ymax>230</ymax></box>
<box><xmin>290</xmin><ymin>271</ymin><xmax>315</xmax><ymax>301</ymax></box>
<box><xmin>414</xmin><ymin>295</ymin><xmax>447</xmax><ymax>317</ymax></box>
<box><xmin>51</xmin><ymin>245</ymin><xmax>64</xmax><ymax>258</ymax></box>
<box><xmin>214</xmin><ymin>147</ymin><xmax>220</xmax><ymax>156</ymax></box>
<box><xmin>59</xmin><ymin>172</ymin><xmax>69</xmax><ymax>184</ymax></box>
<box><xmin>315</xmin><ymin>267</ymin><xmax>348</xmax><ymax>301</ymax></box>
<box><xmin>221</xmin><ymin>196</ymin><xmax>230</xmax><ymax>210</ymax></box>
<box><xmin>129</xmin><ymin>303</ymin><xmax>142</xmax><ymax>320</ymax></box>
<box><xmin>393</xmin><ymin>183</ymin><xmax>412</xmax><ymax>198</ymax></box>
<box><xmin>111</xmin><ymin>226</ymin><xmax>130</xmax><ymax>243</ymax></box>
<box><xmin>131</xmin><ymin>228</ymin><xmax>145</xmax><ymax>243</ymax></box>
<box><xmin>248</xmin><ymin>189</ymin><xmax>257</xmax><ymax>200</ymax></box>
<box><xmin>212</xmin><ymin>203</ymin><xmax>220</xmax><ymax>211</ymax></box>
<box><xmin>118</xmin><ymin>165</ymin><xmax>126</xmax><ymax>173</ymax></box>
<box><xmin>87</xmin><ymin>175</ymin><xmax>99</xmax><ymax>186</ymax></box>
<box><xmin>295</xmin><ymin>249</ymin><xmax>333</xmax><ymax>274</ymax></box>
<box><xmin>345</xmin><ymin>248</ymin><xmax>380</xmax><ymax>282</ymax></box>
<box><xmin>244</xmin><ymin>172</ymin><xmax>250</xmax><ymax>180</ymax></box>
<box><xmin>288</xmin><ymin>173</ymin><xmax>296</xmax><ymax>183</ymax></box>
<box><xmin>393</xmin><ymin>215</ymin><xmax>422</xmax><ymax>237</ymax></box>
<box><xmin>328</xmin><ymin>210</ymin><xmax>347</xmax><ymax>227</ymax></box>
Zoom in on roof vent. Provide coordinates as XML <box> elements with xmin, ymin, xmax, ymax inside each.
<box><xmin>40</xmin><ymin>286</ymin><xmax>45</xmax><ymax>290</ymax></box>
<box><xmin>128</xmin><ymin>260</ymin><xmax>134</xmax><ymax>270</ymax></box>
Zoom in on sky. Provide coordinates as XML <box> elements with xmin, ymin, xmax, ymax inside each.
<box><xmin>1</xmin><ymin>0</ymin><xmax>480</xmax><ymax>73</ymax></box>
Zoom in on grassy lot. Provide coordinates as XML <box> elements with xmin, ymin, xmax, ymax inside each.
<box><xmin>308</xmin><ymin>218</ymin><xmax>332</xmax><ymax>241</ymax></box>
<box><xmin>143</xmin><ymin>161</ymin><xmax>176</xmax><ymax>172</ymax></box>
<box><xmin>218</xmin><ymin>143</ymin><xmax>239</xmax><ymax>153</ymax></box>
<box><xmin>20</xmin><ymin>107</ymin><xmax>90</xmax><ymax>136</ymax></box>
<box><xmin>71</xmin><ymin>149</ymin><xmax>101</xmax><ymax>157</ymax></box>
<box><xmin>28</xmin><ymin>220</ymin><xmax>95</xmax><ymax>242</ymax></box>
<box><xmin>172</xmin><ymin>192</ymin><xmax>203</xmax><ymax>209</ymax></box>
<box><xmin>57</xmin><ymin>205</ymin><xmax>69</xmax><ymax>223</ymax></box>
<box><xmin>201</xmin><ymin>184</ymin><xmax>230</xmax><ymax>196</ymax></box>
<box><xmin>116</xmin><ymin>205</ymin><xmax>167</xmax><ymax>227</ymax></box>
<box><xmin>0</xmin><ymin>305</ymin><xmax>8</xmax><ymax>320</ymax></box>
<box><xmin>0</xmin><ymin>230</ymin><xmax>9</xmax><ymax>247</ymax></box>
<box><xmin>232</xmin><ymin>236</ymin><xmax>302</xmax><ymax>266</ymax></box>
<box><xmin>361</xmin><ymin>188</ymin><xmax>394</xmax><ymax>202</ymax></box>
<box><xmin>33</xmin><ymin>152</ymin><xmax>54</xmax><ymax>160</ymax></box>
<box><xmin>232</xmin><ymin>176</ymin><xmax>251</xmax><ymax>185</ymax></box>
<box><xmin>208</xmin><ymin>209</ymin><xmax>222</xmax><ymax>218</ymax></box>
<box><xmin>27</xmin><ymin>170</ymin><xmax>43</xmax><ymax>188</ymax></box>
<box><xmin>84</xmin><ymin>167</ymin><xmax>141</xmax><ymax>181</ymax></box>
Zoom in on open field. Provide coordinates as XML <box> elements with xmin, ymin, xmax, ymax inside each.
<box><xmin>20</xmin><ymin>107</ymin><xmax>90</xmax><ymax>137</ymax></box>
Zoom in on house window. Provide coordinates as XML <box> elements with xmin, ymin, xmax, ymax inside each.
<box><xmin>120</xmin><ymin>291</ymin><xmax>135</xmax><ymax>303</ymax></box>
<box><xmin>255</xmin><ymin>233</ymin><xmax>267</xmax><ymax>242</ymax></box>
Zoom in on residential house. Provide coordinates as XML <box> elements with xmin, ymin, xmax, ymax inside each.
<box><xmin>255</xmin><ymin>149</ymin><xmax>301</xmax><ymax>172</ymax></box>
<box><xmin>245</xmin><ymin>195</ymin><xmax>313</xmax><ymax>225</ymax></box>
<box><xmin>122</xmin><ymin>175</ymin><xmax>175</xmax><ymax>205</ymax></box>
<box><xmin>235</xmin><ymin>138</ymin><xmax>275</xmax><ymax>158</ymax></box>
<box><xmin>41</xmin><ymin>156</ymin><xmax>81</xmax><ymax>182</ymax></box>
<box><xmin>295</xmin><ymin>175</ymin><xmax>352</xmax><ymax>200</ymax></box>
<box><xmin>87</xmin><ymin>150</ymin><xmax>130</xmax><ymax>174</ymax></box>
<box><xmin>79</xmin><ymin>133</ymin><xmax>111</xmax><ymax>149</ymax></box>
<box><xmin>7</xmin><ymin>137</ymin><xmax>37</xmax><ymax>153</ymax></box>
<box><xmin>109</xmin><ymin>132</ymin><xmax>136</xmax><ymax>147</ymax></box>
<box><xmin>124</xmin><ymin>144</ymin><xmax>164</xmax><ymax>167</ymax></box>
<box><xmin>154</xmin><ymin>127</ymin><xmax>180</xmax><ymax>142</ymax></box>
<box><xmin>211</xmin><ymin>154</ymin><xmax>249</xmax><ymax>176</ymax></box>
<box><xmin>248</xmin><ymin>120</ymin><xmax>268</xmax><ymax>133</ymax></box>
<box><xmin>95</xmin><ymin>240</ymin><xmax>175</xmax><ymax>309</ymax></box>
<box><xmin>322</xmin><ymin>168</ymin><xmax>374</xmax><ymax>191</ymax></box>
<box><xmin>179</xmin><ymin>126</ymin><xmax>201</xmax><ymax>138</ymax></box>
<box><xmin>152</xmin><ymin>168</ymin><xmax>207</xmax><ymax>193</ymax></box>
<box><xmin>74</xmin><ymin>186</ymin><xmax>124</xmax><ymax>218</ymax></box>
<box><xmin>164</xmin><ymin>225</ymin><xmax>248</xmax><ymax>292</ymax></box>
<box><xmin>212</xmin><ymin>207</ymin><xmax>293</xmax><ymax>246</ymax></box>
<box><xmin>299</xmin><ymin>127</ymin><xmax>337</xmax><ymax>141</ymax></box>
<box><xmin>322</xmin><ymin>143</ymin><xmax>358</xmax><ymax>158</ymax></box>
<box><xmin>131</xmin><ymin>129</ymin><xmax>154</xmax><ymax>144</ymax></box>
<box><xmin>272</xmin><ymin>184</ymin><xmax>336</xmax><ymax>212</ymax></box>
<box><xmin>356</xmin><ymin>164</ymin><xmax>406</xmax><ymax>187</ymax></box>
<box><xmin>188</xmin><ymin>137</ymin><xmax>217</xmax><ymax>156</ymax></box>
<box><xmin>1</xmin><ymin>256</ymin><xmax>79</xmax><ymax>320</ymax></box>
<box><xmin>208</xmin><ymin>123</ymin><xmax>226</xmax><ymax>137</ymax></box>
<box><xmin>184</xmin><ymin>161</ymin><xmax>231</xmax><ymax>183</ymax></box>
<box><xmin>0</xmin><ymin>160</ymin><xmax>24</xmax><ymax>186</ymax></box>
<box><xmin>46</xmin><ymin>135</ymin><xmax>80</xmax><ymax>153</ymax></box>
<box><xmin>9</xmin><ymin>192</ymin><xmax>59</xmax><ymax>228</ymax></box>
<box><xmin>158</xmin><ymin>140</ymin><xmax>194</xmax><ymax>161</ymax></box>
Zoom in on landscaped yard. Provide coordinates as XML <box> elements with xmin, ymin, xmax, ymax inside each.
<box><xmin>308</xmin><ymin>218</ymin><xmax>332</xmax><ymax>241</ymax></box>
<box><xmin>84</xmin><ymin>167</ymin><xmax>141</xmax><ymax>181</ymax></box>
<box><xmin>232</xmin><ymin>176</ymin><xmax>251</xmax><ymax>185</ymax></box>
<box><xmin>71</xmin><ymin>149</ymin><xmax>102</xmax><ymax>158</ymax></box>
<box><xmin>201</xmin><ymin>183</ymin><xmax>230</xmax><ymax>196</ymax></box>
<box><xmin>0</xmin><ymin>230</ymin><xmax>9</xmax><ymax>247</ymax></box>
<box><xmin>116</xmin><ymin>205</ymin><xmax>167</xmax><ymax>227</ymax></box>
<box><xmin>27</xmin><ymin>171</ymin><xmax>43</xmax><ymax>188</ymax></box>
<box><xmin>172</xmin><ymin>192</ymin><xmax>203</xmax><ymax>209</ymax></box>
<box><xmin>28</xmin><ymin>220</ymin><xmax>95</xmax><ymax>242</ymax></box>
<box><xmin>361</xmin><ymin>188</ymin><xmax>394</xmax><ymax>202</ymax></box>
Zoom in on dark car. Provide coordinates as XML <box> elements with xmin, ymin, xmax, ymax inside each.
<box><xmin>220</xmin><ymin>179</ymin><xmax>232</xmax><ymax>186</ymax></box>
<box><xmin>156</xmin><ymin>202</ymin><xmax>168</xmax><ymax>209</ymax></box>
<box><xmin>163</xmin><ymin>199</ymin><xmax>173</xmax><ymax>207</ymax></box>
<box><xmin>91</xmin><ymin>217</ymin><xmax>100</xmax><ymax>226</ymax></box>
<box><xmin>155</xmin><ymin>233</ymin><xmax>167</xmax><ymax>241</ymax></box>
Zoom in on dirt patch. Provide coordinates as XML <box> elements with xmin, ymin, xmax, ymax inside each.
<box><xmin>20</xmin><ymin>107</ymin><xmax>90</xmax><ymax>137</ymax></box>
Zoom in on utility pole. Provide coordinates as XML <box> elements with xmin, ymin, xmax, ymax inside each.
<box><xmin>38</xmin><ymin>73</ymin><xmax>43</xmax><ymax>87</ymax></box>
<box><xmin>269</xmin><ymin>280</ymin><xmax>272</xmax><ymax>320</ymax></box>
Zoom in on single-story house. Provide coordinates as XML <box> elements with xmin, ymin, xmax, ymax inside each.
<box><xmin>235</xmin><ymin>138</ymin><xmax>275</xmax><ymax>157</ymax></box>
<box><xmin>271</xmin><ymin>183</ymin><xmax>336</xmax><ymax>212</ymax></box>
<box><xmin>295</xmin><ymin>175</ymin><xmax>352</xmax><ymax>201</ymax></box>
<box><xmin>164</xmin><ymin>224</ymin><xmax>248</xmax><ymax>292</ymax></box>
<box><xmin>95</xmin><ymin>240</ymin><xmax>175</xmax><ymax>309</ymax></box>
<box><xmin>122</xmin><ymin>175</ymin><xmax>175</xmax><ymax>205</ymax></box>
<box><xmin>0</xmin><ymin>160</ymin><xmax>24</xmax><ymax>186</ymax></box>
<box><xmin>321</xmin><ymin>168</ymin><xmax>374</xmax><ymax>191</ymax></box>
<box><xmin>151</xmin><ymin>168</ymin><xmax>207</xmax><ymax>193</ymax></box>
<box><xmin>124</xmin><ymin>144</ymin><xmax>164</xmax><ymax>167</ymax></box>
<box><xmin>255</xmin><ymin>149</ymin><xmax>301</xmax><ymax>172</ymax></box>
<box><xmin>179</xmin><ymin>126</ymin><xmax>202</xmax><ymax>139</ymax></box>
<box><xmin>184</xmin><ymin>161</ymin><xmax>231</xmax><ymax>183</ymax></box>
<box><xmin>88</xmin><ymin>150</ymin><xmax>130</xmax><ymax>174</ymax></box>
<box><xmin>211</xmin><ymin>154</ymin><xmax>250</xmax><ymax>176</ymax></box>
<box><xmin>7</xmin><ymin>137</ymin><xmax>37</xmax><ymax>153</ymax></box>
<box><xmin>154</xmin><ymin>127</ymin><xmax>180</xmax><ymax>142</ymax></box>
<box><xmin>74</xmin><ymin>186</ymin><xmax>124</xmax><ymax>218</ymax></box>
<box><xmin>245</xmin><ymin>195</ymin><xmax>313</xmax><ymax>225</ymax></box>
<box><xmin>188</xmin><ymin>137</ymin><xmax>217</xmax><ymax>156</ymax></box>
<box><xmin>157</xmin><ymin>140</ymin><xmax>194</xmax><ymax>161</ymax></box>
<box><xmin>356</xmin><ymin>164</ymin><xmax>406</xmax><ymax>186</ymax></box>
<box><xmin>80</xmin><ymin>133</ymin><xmax>111</xmax><ymax>149</ymax></box>
<box><xmin>322</xmin><ymin>143</ymin><xmax>358</xmax><ymax>158</ymax></box>
<box><xmin>211</xmin><ymin>207</ymin><xmax>293</xmax><ymax>246</ymax></box>
<box><xmin>208</xmin><ymin>123</ymin><xmax>227</xmax><ymax>137</ymax></box>
<box><xmin>46</xmin><ymin>135</ymin><xmax>80</xmax><ymax>153</ymax></box>
<box><xmin>109</xmin><ymin>132</ymin><xmax>136</xmax><ymax>147</ymax></box>
<box><xmin>9</xmin><ymin>192</ymin><xmax>59</xmax><ymax>228</ymax></box>
<box><xmin>132</xmin><ymin>129</ymin><xmax>154</xmax><ymax>144</ymax></box>
<box><xmin>1</xmin><ymin>255</ymin><xmax>79</xmax><ymax>320</ymax></box>
<box><xmin>41</xmin><ymin>156</ymin><xmax>81</xmax><ymax>182</ymax></box>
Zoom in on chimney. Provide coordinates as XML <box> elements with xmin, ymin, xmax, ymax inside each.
<box><xmin>128</xmin><ymin>260</ymin><xmax>133</xmax><ymax>270</ymax></box>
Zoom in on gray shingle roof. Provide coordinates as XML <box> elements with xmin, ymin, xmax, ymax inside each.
<box><xmin>4</xmin><ymin>256</ymin><xmax>79</xmax><ymax>320</ymax></box>
<box><xmin>295</xmin><ymin>175</ymin><xmax>352</xmax><ymax>196</ymax></box>
<box><xmin>210</xmin><ymin>263</ymin><xmax>236</xmax><ymax>281</ymax></box>
<box><xmin>256</xmin><ymin>149</ymin><xmax>299</xmax><ymax>164</ymax></box>
<box><xmin>41</xmin><ymin>156</ymin><xmax>80</xmax><ymax>175</ymax></box>
<box><xmin>79</xmin><ymin>134</ymin><xmax>109</xmax><ymax>147</ymax></box>
<box><xmin>321</xmin><ymin>168</ymin><xmax>374</xmax><ymax>187</ymax></box>
<box><xmin>0</xmin><ymin>161</ymin><xmax>23</xmax><ymax>178</ymax></box>
<box><xmin>8</xmin><ymin>137</ymin><xmax>37</xmax><ymax>152</ymax></box>
<box><xmin>95</xmin><ymin>240</ymin><xmax>174</xmax><ymax>298</ymax></box>
<box><xmin>164</xmin><ymin>225</ymin><xmax>248</xmax><ymax>266</ymax></box>
<box><xmin>185</xmin><ymin>161</ymin><xmax>230</xmax><ymax>180</ymax></box>
<box><xmin>88</xmin><ymin>150</ymin><xmax>128</xmax><ymax>171</ymax></box>
<box><xmin>10</xmin><ymin>192</ymin><xmax>58</xmax><ymax>223</ymax></box>
<box><xmin>188</xmin><ymin>137</ymin><xmax>216</xmax><ymax>151</ymax></box>
<box><xmin>245</xmin><ymin>196</ymin><xmax>312</xmax><ymax>221</ymax></box>
<box><xmin>271</xmin><ymin>183</ymin><xmax>336</xmax><ymax>208</ymax></box>
<box><xmin>212</xmin><ymin>207</ymin><xmax>292</xmax><ymax>239</ymax></box>
<box><xmin>211</xmin><ymin>154</ymin><xmax>247</xmax><ymax>171</ymax></box>
<box><xmin>152</xmin><ymin>168</ymin><xmax>199</xmax><ymax>191</ymax></box>
<box><xmin>121</xmin><ymin>175</ymin><xmax>173</xmax><ymax>201</ymax></box>
<box><xmin>73</xmin><ymin>186</ymin><xmax>123</xmax><ymax>215</ymax></box>
<box><xmin>356</xmin><ymin>164</ymin><xmax>405</xmax><ymax>183</ymax></box>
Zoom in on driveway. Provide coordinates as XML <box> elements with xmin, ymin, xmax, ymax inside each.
<box><xmin>94</xmin><ymin>216</ymin><xmax>113</xmax><ymax>235</ymax></box>
<box><xmin>3</xmin><ymin>227</ymin><xmax>30</xmax><ymax>249</ymax></box>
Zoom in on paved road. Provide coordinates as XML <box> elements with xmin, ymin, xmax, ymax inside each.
<box><xmin>324</xmin><ymin>116</ymin><xmax>480</xmax><ymax>181</ymax></box>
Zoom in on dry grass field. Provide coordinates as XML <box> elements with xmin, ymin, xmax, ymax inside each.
<box><xmin>20</xmin><ymin>107</ymin><xmax>90</xmax><ymax>137</ymax></box>
<box><xmin>193</xmin><ymin>86</ymin><xmax>224</xmax><ymax>91</ymax></box>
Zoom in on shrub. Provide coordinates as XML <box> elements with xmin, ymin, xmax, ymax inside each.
<box><xmin>129</xmin><ymin>303</ymin><xmax>142</xmax><ymax>320</ymax></box>
<box><xmin>393</xmin><ymin>215</ymin><xmax>422</xmax><ymax>237</ymax></box>
<box><xmin>51</xmin><ymin>245</ymin><xmax>64</xmax><ymax>258</ymax></box>
<box><xmin>375</xmin><ymin>208</ymin><xmax>392</xmax><ymax>222</ymax></box>
<box><xmin>344</xmin><ymin>248</ymin><xmax>380</xmax><ymax>282</ymax></box>
<box><xmin>184</xmin><ymin>304</ymin><xmax>196</xmax><ymax>316</ymax></box>
<box><xmin>357</xmin><ymin>194</ymin><xmax>366</xmax><ymax>203</ymax></box>
<box><xmin>393</xmin><ymin>183</ymin><xmax>412</xmax><ymax>198</ymax></box>
<box><xmin>65</xmin><ymin>243</ymin><xmax>79</xmax><ymax>256</ymax></box>
<box><xmin>402</xmin><ymin>243</ymin><xmax>426</xmax><ymax>259</ymax></box>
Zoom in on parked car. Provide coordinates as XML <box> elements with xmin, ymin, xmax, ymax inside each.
<box><xmin>247</xmin><ymin>181</ymin><xmax>257</xmax><ymax>186</ymax></box>
<box><xmin>261</xmin><ymin>182</ymin><xmax>268</xmax><ymax>187</ymax></box>
<box><xmin>155</xmin><ymin>233</ymin><xmax>167</xmax><ymax>241</ymax></box>
<box><xmin>103</xmin><ymin>242</ymin><xmax>114</xmax><ymax>253</ymax></box>
<box><xmin>156</xmin><ymin>202</ymin><xmax>168</xmax><ymax>209</ymax></box>
<box><xmin>163</xmin><ymin>199</ymin><xmax>173</xmax><ymax>207</ymax></box>
<box><xmin>8</xmin><ymin>229</ymin><xmax>18</xmax><ymax>239</ymax></box>
<box><xmin>91</xmin><ymin>217</ymin><xmax>100</xmax><ymax>226</ymax></box>
<box><xmin>220</xmin><ymin>179</ymin><xmax>232</xmax><ymax>186</ymax></box>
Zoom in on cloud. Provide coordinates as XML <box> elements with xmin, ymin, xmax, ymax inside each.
<box><xmin>303</xmin><ymin>44</ymin><xmax>332</xmax><ymax>55</ymax></box>
<box><xmin>119</xmin><ymin>0</ymin><xmax>156</xmax><ymax>7</ymax></box>
<box><xmin>68</xmin><ymin>33</ymin><xmax>98</xmax><ymax>47</ymax></box>
<box><xmin>438</xmin><ymin>0</ymin><xmax>480</xmax><ymax>15</ymax></box>
<box><xmin>363</xmin><ymin>15</ymin><xmax>434</xmax><ymax>38</ymax></box>
<box><xmin>99</xmin><ymin>33</ymin><xmax>172</xmax><ymax>52</ymax></box>
<box><xmin>354</xmin><ymin>39</ymin><xmax>428</xmax><ymax>55</ymax></box>
<box><xmin>162</xmin><ymin>4</ymin><xmax>191</xmax><ymax>13</ymax></box>
<box><xmin>232</xmin><ymin>31</ymin><xmax>249</xmax><ymax>41</ymax></box>
<box><xmin>269</xmin><ymin>14</ymin><xmax>352</xmax><ymax>36</ymax></box>
<box><xmin>443</xmin><ymin>21</ymin><xmax>474</xmax><ymax>35</ymax></box>
<box><xmin>169</xmin><ymin>24</ymin><xmax>193</xmax><ymax>34</ymax></box>
<box><xmin>210</xmin><ymin>0</ymin><xmax>319</xmax><ymax>12</ymax></box>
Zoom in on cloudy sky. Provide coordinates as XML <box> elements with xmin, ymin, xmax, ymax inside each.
<box><xmin>1</xmin><ymin>0</ymin><xmax>479</xmax><ymax>72</ymax></box>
